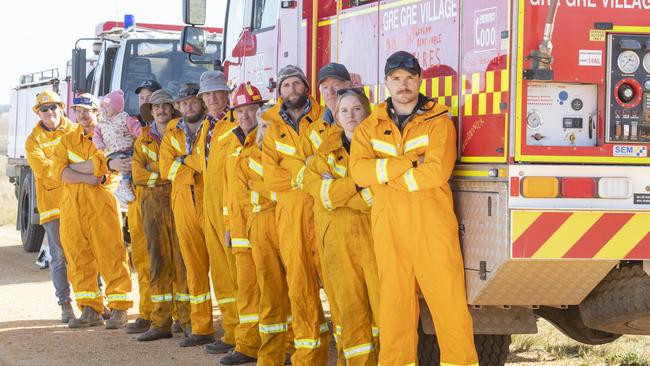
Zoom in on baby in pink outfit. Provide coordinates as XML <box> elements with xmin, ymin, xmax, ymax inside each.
<box><xmin>94</xmin><ymin>89</ymin><xmax>141</xmax><ymax>205</ymax></box>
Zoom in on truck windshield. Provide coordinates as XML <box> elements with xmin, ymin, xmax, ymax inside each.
<box><xmin>121</xmin><ymin>39</ymin><xmax>220</xmax><ymax>116</ymax></box>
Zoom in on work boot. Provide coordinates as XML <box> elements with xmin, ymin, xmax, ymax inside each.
<box><xmin>60</xmin><ymin>302</ymin><xmax>76</xmax><ymax>323</ymax></box>
<box><xmin>172</xmin><ymin>320</ymin><xmax>184</xmax><ymax>333</ymax></box>
<box><xmin>204</xmin><ymin>339</ymin><xmax>235</xmax><ymax>354</ymax></box>
<box><xmin>105</xmin><ymin>309</ymin><xmax>128</xmax><ymax>329</ymax></box>
<box><xmin>102</xmin><ymin>306</ymin><xmax>111</xmax><ymax>320</ymax></box>
<box><xmin>125</xmin><ymin>318</ymin><xmax>151</xmax><ymax>334</ymax></box>
<box><xmin>220</xmin><ymin>351</ymin><xmax>256</xmax><ymax>365</ymax></box>
<box><xmin>68</xmin><ymin>306</ymin><xmax>104</xmax><ymax>328</ymax></box>
<box><xmin>136</xmin><ymin>327</ymin><xmax>173</xmax><ymax>342</ymax></box>
<box><xmin>179</xmin><ymin>334</ymin><xmax>215</xmax><ymax>347</ymax></box>
<box><xmin>183</xmin><ymin>325</ymin><xmax>192</xmax><ymax>338</ymax></box>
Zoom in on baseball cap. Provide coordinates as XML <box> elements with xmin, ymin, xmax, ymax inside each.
<box><xmin>135</xmin><ymin>79</ymin><xmax>162</xmax><ymax>94</ymax></box>
<box><xmin>384</xmin><ymin>51</ymin><xmax>421</xmax><ymax>77</ymax></box>
<box><xmin>317</xmin><ymin>63</ymin><xmax>351</xmax><ymax>85</ymax></box>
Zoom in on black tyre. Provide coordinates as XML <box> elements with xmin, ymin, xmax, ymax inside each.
<box><xmin>19</xmin><ymin>171</ymin><xmax>44</xmax><ymax>252</ymax></box>
<box><xmin>579</xmin><ymin>264</ymin><xmax>650</xmax><ymax>335</ymax></box>
<box><xmin>418</xmin><ymin>323</ymin><xmax>511</xmax><ymax>366</ymax></box>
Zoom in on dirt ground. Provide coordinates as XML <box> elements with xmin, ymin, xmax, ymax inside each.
<box><xmin>2</xmin><ymin>224</ymin><xmax>650</xmax><ymax>366</ymax></box>
<box><xmin>0</xmin><ymin>225</ymin><xmax>240</xmax><ymax>366</ymax></box>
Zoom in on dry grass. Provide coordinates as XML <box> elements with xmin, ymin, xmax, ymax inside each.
<box><xmin>508</xmin><ymin>319</ymin><xmax>650</xmax><ymax>365</ymax></box>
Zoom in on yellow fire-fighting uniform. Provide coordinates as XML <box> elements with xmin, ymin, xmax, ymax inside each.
<box><xmin>299</xmin><ymin>117</ymin><xmax>344</xmax><ymax>364</ymax></box>
<box><xmin>349</xmin><ymin>99</ymin><xmax>478</xmax><ymax>366</ymax></box>
<box><xmin>51</xmin><ymin>123</ymin><xmax>132</xmax><ymax>313</ymax></box>
<box><xmin>304</xmin><ymin>127</ymin><xmax>379</xmax><ymax>366</ymax></box>
<box><xmin>261</xmin><ymin>98</ymin><xmax>331</xmax><ymax>366</ymax></box>
<box><xmin>184</xmin><ymin>112</ymin><xmax>239</xmax><ymax>344</ymax></box>
<box><xmin>25</xmin><ymin>117</ymin><xmax>75</xmax><ymax>224</ymax></box>
<box><xmin>159</xmin><ymin>118</ymin><xmax>212</xmax><ymax>336</ymax></box>
<box><xmin>224</xmin><ymin>126</ymin><xmax>262</xmax><ymax>358</ymax></box>
<box><xmin>133</xmin><ymin>125</ymin><xmax>191</xmax><ymax>331</ymax></box>
<box><xmin>230</xmin><ymin>127</ymin><xmax>293</xmax><ymax>365</ymax></box>
<box><xmin>127</xmin><ymin>188</ymin><xmax>152</xmax><ymax>322</ymax></box>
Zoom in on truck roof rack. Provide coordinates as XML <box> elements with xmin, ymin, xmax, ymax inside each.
<box><xmin>17</xmin><ymin>69</ymin><xmax>60</xmax><ymax>89</ymax></box>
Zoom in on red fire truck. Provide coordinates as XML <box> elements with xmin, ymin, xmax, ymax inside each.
<box><xmin>182</xmin><ymin>0</ymin><xmax>650</xmax><ymax>364</ymax></box>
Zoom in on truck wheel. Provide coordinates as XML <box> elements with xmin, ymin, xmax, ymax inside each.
<box><xmin>535</xmin><ymin>305</ymin><xmax>621</xmax><ymax>345</ymax></box>
<box><xmin>19</xmin><ymin>172</ymin><xmax>44</xmax><ymax>252</ymax></box>
<box><xmin>417</xmin><ymin>323</ymin><xmax>511</xmax><ymax>366</ymax></box>
<box><xmin>579</xmin><ymin>264</ymin><xmax>650</xmax><ymax>335</ymax></box>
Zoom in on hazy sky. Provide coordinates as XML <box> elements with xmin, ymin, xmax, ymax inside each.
<box><xmin>0</xmin><ymin>0</ymin><xmax>226</xmax><ymax>106</ymax></box>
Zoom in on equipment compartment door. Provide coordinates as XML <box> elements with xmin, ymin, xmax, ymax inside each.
<box><xmin>459</xmin><ymin>0</ymin><xmax>510</xmax><ymax>163</ymax></box>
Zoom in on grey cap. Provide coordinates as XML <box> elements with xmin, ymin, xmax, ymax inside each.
<box><xmin>277</xmin><ymin>65</ymin><xmax>309</xmax><ymax>95</ymax></box>
<box><xmin>140</xmin><ymin>89</ymin><xmax>180</xmax><ymax>122</ymax></box>
<box><xmin>198</xmin><ymin>71</ymin><xmax>230</xmax><ymax>96</ymax></box>
<box><xmin>317</xmin><ymin>63</ymin><xmax>351</xmax><ymax>85</ymax></box>
<box><xmin>174</xmin><ymin>83</ymin><xmax>201</xmax><ymax>103</ymax></box>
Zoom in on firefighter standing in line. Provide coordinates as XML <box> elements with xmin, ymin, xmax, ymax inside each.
<box><xmin>349</xmin><ymin>51</ymin><xmax>478</xmax><ymax>366</ymax></box>
<box><xmin>261</xmin><ymin>65</ymin><xmax>330</xmax><ymax>366</ymax></box>
<box><xmin>228</xmin><ymin>85</ymin><xmax>295</xmax><ymax>366</ymax></box>
<box><xmin>299</xmin><ymin>63</ymin><xmax>353</xmax><ymax>363</ymax></box>
<box><xmin>25</xmin><ymin>90</ymin><xmax>76</xmax><ymax>323</ymax></box>
<box><xmin>218</xmin><ymin>83</ymin><xmax>270</xmax><ymax>365</ymax></box>
<box><xmin>304</xmin><ymin>88</ymin><xmax>379</xmax><ymax>366</ymax></box>
<box><xmin>134</xmin><ymin>79</ymin><xmax>162</xmax><ymax>125</ymax></box>
<box><xmin>124</xmin><ymin>79</ymin><xmax>161</xmax><ymax>335</ymax></box>
<box><xmin>51</xmin><ymin>94</ymin><xmax>133</xmax><ymax>329</ymax></box>
<box><xmin>183</xmin><ymin>71</ymin><xmax>240</xmax><ymax>355</ymax></box>
<box><xmin>132</xmin><ymin>89</ymin><xmax>192</xmax><ymax>341</ymax></box>
<box><xmin>159</xmin><ymin>83</ymin><xmax>214</xmax><ymax>347</ymax></box>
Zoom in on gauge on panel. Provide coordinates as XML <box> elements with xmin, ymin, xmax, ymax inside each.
<box><xmin>617</xmin><ymin>50</ymin><xmax>640</xmax><ymax>74</ymax></box>
<box><xmin>643</xmin><ymin>53</ymin><xmax>650</xmax><ymax>74</ymax></box>
<box><xmin>526</xmin><ymin>111</ymin><xmax>542</xmax><ymax>129</ymax></box>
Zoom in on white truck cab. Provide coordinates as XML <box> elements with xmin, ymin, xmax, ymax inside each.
<box><xmin>7</xmin><ymin>20</ymin><xmax>222</xmax><ymax>252</ymax></box>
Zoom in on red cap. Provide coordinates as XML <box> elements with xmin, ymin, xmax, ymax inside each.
<box><xmin>232</xmin><ymin>82</ymin><xmax>268</xmax><ymax>109</ymax></box>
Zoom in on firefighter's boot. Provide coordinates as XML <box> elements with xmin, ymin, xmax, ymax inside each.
<box><xmin>220</xmin><ymin>351</ymin><xmax>257</xmax><ymax>365</ymax></box>
<box><xmin>205</xmin><ymin>339</ymin><xmax>235</xmax><ymax>354</ymax></box>
<box><xmin>137</xmin><ymin>327</ymin><xmax>173</xmax><ymax>342</ymax></box>
<box><xmin>125</xmin><ymin>317</ymin><xmax>151</xmax><ymax>334</ymax></box>
<box><xmin>105</xmin><ymin>309</ymin><xmax>128</xmax><ymax>329</ymax></box>
<box><xmin>172</xmin><ymin>320</ymin><xmax>183</xmax><ymax>333</ymax></box>
<box><xmin>179</xmin><ymin>334</ymin><xmax>216</xmax><ymax>347</ymax></box>
<box><xmin>68</xmin><ymin>306</ymin><xmax>104</xmax><ymax>328</ymax></box>
<box><xmin>60</xmin><ymin>301</ymin><xmax>75</xmax><ymax>323</ymax></box>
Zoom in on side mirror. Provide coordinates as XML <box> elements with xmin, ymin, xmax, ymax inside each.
<box><xmin>71</xmin><ymin>48</ymin><xmax>87</xmax><ymax>93</ymax></box>
<box><xmin>183</xmin><ymin>0</ymin><xmax>206</xmax><ymax>25</ymax></box>
<box><xmin>181</xmin><ymin>26</ymin><xmax>207</xmax><ymax>56</ymax></box>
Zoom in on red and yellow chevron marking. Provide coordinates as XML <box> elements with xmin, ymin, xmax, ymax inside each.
<box><xmin>511</xmin><ymin>211</ymin><xmax>650</xmax><ymax>259</ymax></box>
<box><xmin>462</xmin><ymin>69</ymin><xmax>510</xmax><ymax>117</ymax></box>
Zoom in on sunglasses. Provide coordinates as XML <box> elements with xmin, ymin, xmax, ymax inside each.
<box><xmin>385</xmin><ymin>57</ymin><xmax>418</xmax><ymax>71</ymax></box>
<box><xmin>38</xmin><ymin>104</ymin><xmax>59</xmax><ymax>112</ymax></box>
<box><xmin>336</xmin><ymin>87</ymin><xmax>367</xmax><ymax>97</ymax></box>
<box><xmin>73</xmin><ymin>97</ymin><xmax>94</xmax><ymax>106</ymax></box>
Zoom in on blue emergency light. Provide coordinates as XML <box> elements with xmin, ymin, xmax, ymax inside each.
<box><xmin>124</xmin><ymin>14</ymin><xmax>136</xmax><ymax>29</ymax></box>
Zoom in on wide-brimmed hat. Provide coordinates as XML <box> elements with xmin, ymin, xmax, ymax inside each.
<box><xmin>174</xmin><ymin>83</ymin><xmax>201</xmax><ymax>103</ymax></box>
<box><xmin>198</xmin><ymin>71</ymin><xmax>230</xmax><ymax>96</ymax></box>
<box><xmin>140</xmin><ymin>89</ymin><xmax>180</xmax><ymax>122</ymax></box>
<box><xmin>70</xmin><ymin>93</ymin><xmax>100</xmax><ymax>110</ymax></box>
<box><xmin>33</xmin><ymin>90</ymin><xmax>65</xmax><ymax>114</ymax></box>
